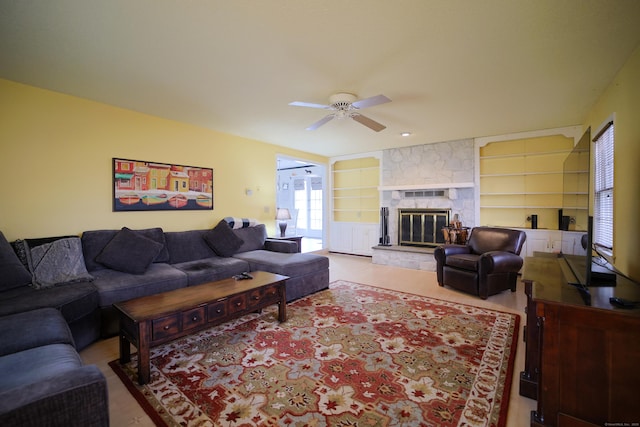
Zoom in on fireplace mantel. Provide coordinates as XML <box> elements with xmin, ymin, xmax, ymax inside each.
<box><xmin>378</xmin><ymin>182</ymin><xmax>474</xmax><ymax>191</ymax></box>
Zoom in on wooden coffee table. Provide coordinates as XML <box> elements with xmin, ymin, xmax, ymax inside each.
<box><xmin>113</xmin><ymin>271</ymin><xmax>288</xmax><ymax>384</ymax></box>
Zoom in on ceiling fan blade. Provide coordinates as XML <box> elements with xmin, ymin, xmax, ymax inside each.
<box><xmin>352</xmin><ymin>113</ymin><xmax>386</xmax><ymax>132</ymax></box>
<box><xmin>289</xmin><ymin>101</ymin><xmax>331</xmax><ymax>109</ymax></box>
<box><xmin>306</xmin><ymin>114</ymin><xmax>334</xmax><ymax>130</ymax></box>
<box><xmin>351</xmin><ymin>94</ymin><xmax>391</xmax><ymax>109</ymax></box>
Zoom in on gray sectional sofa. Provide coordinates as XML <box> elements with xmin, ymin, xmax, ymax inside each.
<box><xmin>0</xmin><ymin>308</ymin><xmax>109</xmax><ymax>426</ymax></box>
<box><xmin>0</xmin><ymin>220</ymin><xmax>329</xmax><ymax>426</ymax></box>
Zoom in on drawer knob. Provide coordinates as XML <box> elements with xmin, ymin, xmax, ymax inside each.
<box><xmin>236</xmin><ymin>302</ymin><xmax>242</xmax><ymax>307</ymax></box>
<box><xmin>164</xmin><ymin>325</ymin><xmax>170</xmax><ymax>330</ymax></box>
<box><xmin>192</xmin><ymin>316</ymin><xmax>198</xmax><ymax>321</ymax></box>
<box><xmin>216</xmin><ymin>309</ymin><xmax>222</xmax><ymax>313</ymax></box>
<box><xmin>253</xmin><ymin>296</ymin><xmax>260</xmax><ymax>300</ymax></box>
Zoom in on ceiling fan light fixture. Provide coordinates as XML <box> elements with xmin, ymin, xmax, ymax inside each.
<box><xmin>290</xmin><ymin>92</ymin><xmax>391</xmax><ymax>132</ymax></box>
<box><xmin>329</xmin><ymin>93</ymin><xmax>357</xmax><ymax>110</ymax></box>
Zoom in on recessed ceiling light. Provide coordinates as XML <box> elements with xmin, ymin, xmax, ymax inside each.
<box><xmin>401</xmin><ymin>132</ymin><xmax>411</xmax><ymax>137</ymax></box>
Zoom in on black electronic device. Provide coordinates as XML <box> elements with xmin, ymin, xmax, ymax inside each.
<box><xmin>609</xmin><ymin>297</ymin><xmax>638</xmax><ymax>309</ymax></box>
<box><xmin>233</xmin><ymin>272</ymin><xmax>253</xmax><ymax>280</ymax></box>
<box><xmin>560</xmin><ymin>129</ymin><xmax>619</xmax><ymax>305</ymax></box>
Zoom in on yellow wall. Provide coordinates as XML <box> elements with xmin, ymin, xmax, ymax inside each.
<box><xmin>582</xmin><ymin>44</ymin><xmax>640</xmax><ymax>281</ymax></box>
<box><xmin>0</xmin><ymin>79</ymin><xmax>327</xmax><ymax>241</ymax></box>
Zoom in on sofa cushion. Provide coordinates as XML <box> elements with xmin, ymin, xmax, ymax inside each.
<box><xmin>0</xmin><ymin>281</ymin><xmax>99</xmax><ymax>325</ymax></box>
<box><xmin>96</xmin><ymin>227</ymin><xmax>163</xmax><ymax>274</ymax></box>
<box><xmin>0</xmin><ymin>231</ymin><xmax>32</xmax><ymax>292</ymax></box>
<box><xmin>165</xmin><ymin>230</ymin><xmax>216</xmax><ymax>264</ymax></box>
<box><xmin>91</xmin><ymin>263</ymin><xmax>188</xmax><ymax>307</ymax></box>
<box><xmin>0</xmin><ymin>308</ymin><xmax>74</xmax><ymax>357</ymax></box>
<box><xmin>29</xmin><ymin>237</ymin><xmax>94</xmax><ymax>289</ymax></box>
<box><xmin>233</xmin><ymin>224</ymin><xmax>267</xmax><ymax>253</ymax></box>
<box><xmin>203</xmin><ymin>221</ymin><xmax>244</xmax><ymax>257</ymax></box>
<box><xmin>232</xmin><ymin>250</ymin><xmax>329</xmax><ymax>277</ymax></box>
<box><xmin>173</xmin><ymin>257</ymin><xmax>250</xmax><ymax>286</ymax></box>
<box><xmin>0</xmin><ymin>344</ymin><xmax>82</xmax><ymax>392</ymax></box>
<box><xmin>82</xmin><ymin>227</ymin><xmax>169</xmax><ymax>271</ymax></box>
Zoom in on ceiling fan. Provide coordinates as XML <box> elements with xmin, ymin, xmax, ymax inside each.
<box><xmin>289</xmin><ymin>93</ymin><xmax>391</xmax><ymax>132</ymax></box>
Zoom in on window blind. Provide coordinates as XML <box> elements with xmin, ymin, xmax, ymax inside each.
<box><xmin>593</xmin><ymin>122</ymin><xmax>614</xmax><ymax>249</ymax></box>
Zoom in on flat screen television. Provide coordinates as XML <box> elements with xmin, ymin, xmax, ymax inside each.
<box><xmin>561</xmin><ymin>128</ymin><xmax>616</xmax><ymax>304</ymax></box>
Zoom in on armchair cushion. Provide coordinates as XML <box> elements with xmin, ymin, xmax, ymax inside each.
<box><xmin>446</xmin><ymin>253</ymin><xmax>479</xmax><ymax>271</ymax></box>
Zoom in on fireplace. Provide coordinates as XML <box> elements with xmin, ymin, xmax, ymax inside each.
<box><xmin>398</xmin><ymin>208</ymin><xmax>450</xmax><ymax>247</ymax></box>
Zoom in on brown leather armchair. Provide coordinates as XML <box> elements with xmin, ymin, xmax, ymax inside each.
<box><xmin>434</xmin><ymin>227</ymin><xmax>526</xmax><ymax>299</ymax></box>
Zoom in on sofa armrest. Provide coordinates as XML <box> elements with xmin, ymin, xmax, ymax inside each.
<box><xmin>479</xmin><ymin>251</ymin><xmax>524</xmax><ymax>274</ymax></box>
<box><xmin>0</xmin><ymin>365</ymin><xmax>108</xmax><ymax>427</ymax></box>
<box><xmin>264</xmin><ymin>239</ymin><xmax>298</xmax><ymax>253</ymax></box>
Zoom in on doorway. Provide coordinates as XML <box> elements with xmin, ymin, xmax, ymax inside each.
<box><xmin>276</xmin><ymin>156</ymin><xmax>326</xmax><ymax>252</ymax></box>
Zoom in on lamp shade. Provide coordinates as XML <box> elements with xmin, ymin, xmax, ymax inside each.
<box><xmin>275</xmin><ymin>208</ymin><xmax>291</xmax><ymax>220</ymax></box>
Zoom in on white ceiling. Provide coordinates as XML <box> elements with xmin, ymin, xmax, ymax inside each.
<box><xmin>2</xmin><ymin>1</ymin><xmax>640</xmax><ymax>158</ymax></box>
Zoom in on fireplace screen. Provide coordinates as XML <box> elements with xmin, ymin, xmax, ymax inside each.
<box><xmin>398</xmin><ymin>209</ymin><xmax>450</xmax><ymax>247</ymax></box>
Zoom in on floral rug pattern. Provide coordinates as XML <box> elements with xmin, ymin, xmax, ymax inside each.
<box><xmin>110</xmin><ymin>281</ymin><xmax>519</xmax><ymax>426</ymax></box>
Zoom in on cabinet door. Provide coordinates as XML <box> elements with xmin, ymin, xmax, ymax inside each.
<box><xmin>525</xmin><ymin>230</ymin><xmax>562</xmax><ymax>255</ymax></box>
<box><xmin>562</xmin><ymin>231</ymin><xmax>588</xmax><ymax>255</ymax></box>
<box><xmin>330</xmin><ymin>222</ymin><xmax>378</xmax><ymax>255</ymax></box>
<box><xmin>528</xmin><ymin>236</ymin><xmax>551</xmax><ymax>255</ymax></box>
<box><xmin>549</xmin><ymin>235</ymin><xmax>563</xmax><ymax>253</ymax></box>
<box><xmin>351</xmin><ymin>223</ymin><xmax>378</xmax><ymax>256</ymax></box>
<box><xmin>329</xmin><ymin>222</ymin><xmax>353</xmax><ymax>253</ymax></box>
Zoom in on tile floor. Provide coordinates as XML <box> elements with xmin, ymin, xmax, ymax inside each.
<box><xmin>80</xmin><ymin>252</ymin><xmax>536</xmax><ymax>426</ymax></box>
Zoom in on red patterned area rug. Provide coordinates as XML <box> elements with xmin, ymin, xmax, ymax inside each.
<box><xmin>110</xmin><ymin>280</ymin><xmax>520</xmax><ymax>426</ymax></box>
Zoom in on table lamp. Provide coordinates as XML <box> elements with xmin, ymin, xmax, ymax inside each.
<box><xmin>275</xmin><ymin>208</ymin><xmax>291</xmax><ymax>237</ymax></box>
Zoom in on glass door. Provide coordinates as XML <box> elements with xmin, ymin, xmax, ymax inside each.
<box><xmin>277</xmin><ymin>156</ymin><xmax>325</xmax><ymax>250</ymax></box>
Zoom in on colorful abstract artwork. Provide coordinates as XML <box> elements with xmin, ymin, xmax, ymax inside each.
<box><xmin>112</xmin><ymin>158</ymin><xmax>213</xmax><ymax>211</ymax></box>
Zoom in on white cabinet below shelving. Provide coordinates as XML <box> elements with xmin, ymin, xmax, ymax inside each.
<box><xmin>329</xmin><ymin>222</ymin><xmax>379</xmax><ymax>256</ymax></box>
<box><xmin>516</xmin><ymin>229</ymin><xmax>587</xmax><ymax>257</ymax></box>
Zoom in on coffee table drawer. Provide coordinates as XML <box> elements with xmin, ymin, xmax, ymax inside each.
<box><xmin>261</xmin><ymin>284</ymin><xmax>281</xmax><ymax>304</ymax></box>
<box><xmin>229</xmin><ymin>294</ymin><xmax>247</xmax><ymax>313</ymax></box>
<box><xmin>246</xmin><ymin>285</ymin><xmax>279</xmax><ymax>308</ymax></box>
<box><xmin>153</xmin><ymin>314</ymin><xmax>180</xmax><ymax>340</ymax></box>
<box><xmin>182</xmin><ymin>306</ymin><xmax>206</xmax><ymax>331</ymax></box>
<box><xmin>208</xmin><ymin>300</ymin><xmax>227</xmax><ymax>320</ymax></box>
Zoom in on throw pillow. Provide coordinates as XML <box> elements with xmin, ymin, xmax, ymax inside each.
<box><xmin>234</xmin><ymin>224</ymin><xmax>267</xmax><ymax>253</ymax></box>
<box><xmin>29</xmin><ymin>237</ymin><xmax>94</xmax><ymax>289</ymax></box>
<box><xmin>203</xmin><ymin>220</ymin><xmax>244</xmax><ymax>257</ymax></box>
<box><xmin>96</xmin><ymin>227</ymin><xmax>163</xmax><ymax>274</ymax></box>
<box><xmin>0</xmin><ymin>231</ymin><xmax>32</xmax><ymax>292</ymax></box>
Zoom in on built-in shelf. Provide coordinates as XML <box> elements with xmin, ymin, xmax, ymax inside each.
<box><xmin>481</xmin><ymin>192</ymin><xmax>567</xmax><ymax>196</ymax></box>
<box><xmin>479</xmin><ymin>134</ymin><xmax>579</xmax><ymax>229</ymax></box>
<box><xmin>332</xmin><ymin>156</ymin><xmax>380</xmax><ymax>224</ymax></box>
<box><xmin>480</xmin><ymin>148</ymin><xmax>572</xmax><ymax>160</ymax></box>
<box><xmin>378</xmin><ymin>182</ymin><xmax>474</xmax><ymax>191</ymax></box>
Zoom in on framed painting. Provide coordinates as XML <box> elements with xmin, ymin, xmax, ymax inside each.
<box><xmin>112</xmin><ymin>158</ymin><xmax>213</xmax><ymax>211</ymax></box>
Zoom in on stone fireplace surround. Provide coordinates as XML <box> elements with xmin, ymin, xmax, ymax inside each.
<box><xmin>372</xmin><ymin>138</ymin><xmax>475</xmax><ymax>271</ymax></box>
